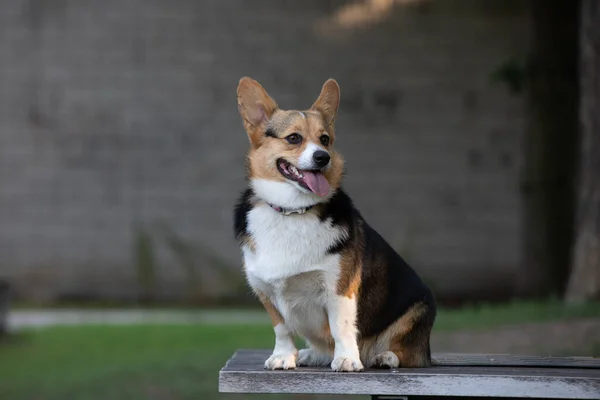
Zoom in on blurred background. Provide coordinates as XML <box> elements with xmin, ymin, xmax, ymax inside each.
<box><xmin>0</xmin><ymin>0</ymin><xmax>599</xmax><ymax>399</ymax></box>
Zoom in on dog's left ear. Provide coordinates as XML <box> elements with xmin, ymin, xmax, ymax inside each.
<box><xmin>311</xmin><ymin>79</ymin><xmax>340</xmax><ymax>128</ymax></box>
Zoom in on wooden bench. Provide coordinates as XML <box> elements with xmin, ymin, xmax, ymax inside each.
<box><xmin>219</xmin><ymin>350</ymin><xmax>600</xmax><ymax>400</ymax></box>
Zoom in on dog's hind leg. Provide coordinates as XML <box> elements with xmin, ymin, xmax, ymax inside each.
<box><xmin>373</xmin><ymin>302</ymin><xmax>435</xmax><ymax>368</ymax></box>
<box><xmin>297</xmin><ymin>343</ymin><xmax>333</xmax><ymax>367</ymax></box>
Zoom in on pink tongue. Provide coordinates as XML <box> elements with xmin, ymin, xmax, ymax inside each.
<box><xmin>302</xmin><ymin>171</ymin><xmax>330</xmax><ymax>196</ymax></box>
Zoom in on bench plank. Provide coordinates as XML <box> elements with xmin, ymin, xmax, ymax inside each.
<box><xmin>432</xmin><ymin>353</ymin><xmax>600</xmax><ymax>369</ymax></box>
<box><xmin>219</xmin><ymin>350</ymin><xmax>600</xmax><ymax>399</ymax></box>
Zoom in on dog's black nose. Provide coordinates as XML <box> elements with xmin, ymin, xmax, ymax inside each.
<box><xmin>313</xmin><ymin>150</ymin><xmax>330</xmax><ymax>168</ymax></box>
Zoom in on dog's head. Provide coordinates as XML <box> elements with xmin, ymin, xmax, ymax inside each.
<box><xmin>237</xmin><ymin>77</ymin><xmax>344</xmax><ymax>208</ymax></box>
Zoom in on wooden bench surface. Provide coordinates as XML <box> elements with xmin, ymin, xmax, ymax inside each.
<box><xmin>219</xmin><ymin>349</ymin><xmax>600</xmax><ymax>399</ymax></box>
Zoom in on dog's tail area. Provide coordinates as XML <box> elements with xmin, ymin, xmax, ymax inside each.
<box><xmin>428</xmin><ymin>343</ymin><xmax>440</xmax><ymax>366</ymax></box>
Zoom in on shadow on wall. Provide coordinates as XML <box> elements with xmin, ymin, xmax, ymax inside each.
<box><xmin>133</xmin><ymin>221</ymin><xmax>249</xmax><ymax>306</ymax></box>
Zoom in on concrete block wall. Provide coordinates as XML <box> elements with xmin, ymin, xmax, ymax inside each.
<box><xmin>0</xmin><ymin>0</ymin><xmax>531</xmax><ymax>303</ymax></box>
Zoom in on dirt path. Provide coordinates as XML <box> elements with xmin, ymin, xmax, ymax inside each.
<box><xmin>6</xmin><ymin>309</ymin><xmax>268</xmax><ymax>330</ymax></box>
<box><xmin>432</xmin><ymin>317</ymin><xmax>600</xmax><ymax>356</ymax></box>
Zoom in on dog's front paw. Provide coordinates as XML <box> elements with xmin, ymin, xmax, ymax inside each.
<box><xmin>331</xmin><ymin>356</ymin><xmax>364</xmax><ymax>372</ymax></box>
<box><xmin>297</xmin><ymin>348</ymin><xmax>333</xmax><ymax>367</ymax></box>
<box><xmin>264</xmin><ymin>353</ymin><xmax>297</xmax><ymax>370</ymax></box>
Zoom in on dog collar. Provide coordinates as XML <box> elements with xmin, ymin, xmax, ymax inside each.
<box><xmin>267</xmin><ymin>203</ymin><xmax>315</xmax><ymax>216</ymax></box>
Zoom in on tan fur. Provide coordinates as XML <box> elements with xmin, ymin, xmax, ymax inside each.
<box><xmin>322</xmin><ymin>319</ymin><xmax>331</xmax><ymax>337</ymax></box>
<box><xmin>320</xmin><ymin>319</ymin><xmax>336</xmax><ymax>351</ymax></box>
<box><xmin>237</xmin><ymin>78</ymin><xmax>345</xmax><ymax>193</ymax></box>
<box><xmin>353</xmin><ymin>302</ymin><xmax>431</xmax><ymax>368</ymax></box>
<box><xmin>356</xmin><ymin>302</ymin><xmax>432</xmax><ymax>368</ymax></box>
<box><xmin>387</xmin><ymin>302</ymin><xmax>428</xmax><ymax>340</ymax></box>
<box><xmin>257</xmin><ymin>291</ymin><xmax>284</xmax><ymax>327</ymax></box>
<box><xmin>336</xmin><ymin>248</ymin><xmax>362</xmax><ymax>299</ymax></box>
<box><xmin>343</xmin><ymin>272</ymin><xmax>361</xmax><ymax>299</ymax></box>
<box><xmin>388</xmin><ymin>302</ymin><xmax>432</xmax><ymax>367</ymax></box>
<box><xmin>241</xmin><ymin>236</ymin><xmax>257</xmax><ymax>253</ymax></box>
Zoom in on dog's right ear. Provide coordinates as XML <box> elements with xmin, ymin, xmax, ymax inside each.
<box><xmin>237</xmin><ymin>77</ymin><xmax>278</xmax><ymax>145</ymax></box>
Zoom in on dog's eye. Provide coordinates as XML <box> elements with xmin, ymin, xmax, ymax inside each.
<box><xmin>285</xmin><ymin>133</ymin><xmax>302</xmax><ymax>145</ymax></box>
<box><xmin>320</xmin><ymin>135</ymin><xmax>330</xmax><ymax>147</ymax></box>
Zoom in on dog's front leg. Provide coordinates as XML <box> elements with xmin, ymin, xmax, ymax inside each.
<box><xmin>257</xmin><ymin>292</ymin><xmax>297</xmax><ymax>370</ymax></box>
<box><xmin>326</xmin><ymin>295</ymin><xmax>364</xmax><ymax>372</ymax></box>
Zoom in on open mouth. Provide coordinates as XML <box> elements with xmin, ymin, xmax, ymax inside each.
<box><xmin>276</xmin><ymin>158</ymin><xmax>330</xmax><ymax>197</ymax></box>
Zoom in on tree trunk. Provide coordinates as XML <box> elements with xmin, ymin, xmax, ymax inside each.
<box><xmin>566</xmin><ymin>0</ymin><xmax>600</xmax><ymax>302</ymax></box>
<box><xmin>0</xmin><ymin>280</ymin><xmax>10</xmax><ymax>335</ymax></box>
<box><xmin>518</xmin><ymin>0</ymin><xmax>579</xmax><ymax>298</ymax></box>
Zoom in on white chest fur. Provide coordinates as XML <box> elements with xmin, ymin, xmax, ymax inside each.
<box><xmin>242</xmin><ymin>204</ymin><xmax>346</xmax><ymax>339</ymax></box>
<box><xmin>243</xmin><ymin>204</ymin><xmax>346</xmax><ymax>282</ymax></box>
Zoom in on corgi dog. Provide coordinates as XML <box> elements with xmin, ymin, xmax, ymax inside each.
<box><xmin>234</xmin><ymin>77</ymin><xmax>436</xmax><ymax>372</ymax></box>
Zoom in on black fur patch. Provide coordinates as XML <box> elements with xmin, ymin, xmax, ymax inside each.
<box><xmin>318</xmin><ymin>189</ymin><xmax>356</xmax><ymax>254</ymax></box>
<box><xmin>233</xmin><ymin>188</ymin><xmax>253</xmax><ymax>242</ymax></box>
<box><xmin>357</xmin><ymin>222</ymin><xmax>436</xmax><ymax>338</ymax></box>
<box><xmin>318</xmin><ymin>189</ymin><xmax>355</xmax><ymax>225</ymax></box>
<box><xmin>326</xmin><ymin>237</ymin><xmax>350</xmax><ymax>254</ymax></box>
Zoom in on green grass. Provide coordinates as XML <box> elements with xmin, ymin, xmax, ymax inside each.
<box><xmin>1</xmin><ymin>299</ymin><xmax>599</xmax><ymax>400</ymax></box>
<box><xmin>433</xmin><ymin>298</ymin><xmax>600</xmax><ymax>332</ymax></box>
<box><xmin>0</xmin><ymin>324</ymin><xmax>276</xmax><ymax>400</ymax></box>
